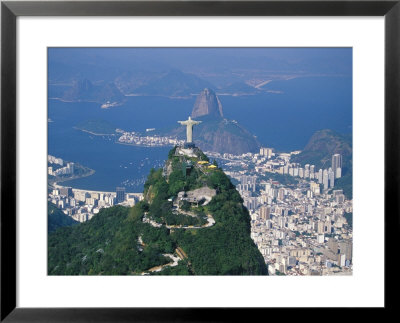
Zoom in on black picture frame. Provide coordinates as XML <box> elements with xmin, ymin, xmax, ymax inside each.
<box><xmin>1</xmin><ymin>0</ymin><xmax>399</xmax><ymax>321</ymax></box>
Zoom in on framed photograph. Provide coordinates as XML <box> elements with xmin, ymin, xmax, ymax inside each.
<box><xmin>1</xmin><ymin>0</ymin><xmax>398</xmax><ymax>320</ymax></box>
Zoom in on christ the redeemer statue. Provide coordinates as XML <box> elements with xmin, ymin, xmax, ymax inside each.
<box><xmin>178</xmin><ymin>116</ymin><xmax>202</xmax><ymax>143</ymax></box>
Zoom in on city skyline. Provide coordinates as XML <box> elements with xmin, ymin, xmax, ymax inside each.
<box><xmin>48</xmin><ymin>48</ymin><xmax>352</xmax><ymax>276</ymax></box>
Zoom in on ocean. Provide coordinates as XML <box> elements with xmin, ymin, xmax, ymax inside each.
<box><xmin>48</xmin><ymin>76</ymin><xmax>352</xmax><ymax>192</ymax></box>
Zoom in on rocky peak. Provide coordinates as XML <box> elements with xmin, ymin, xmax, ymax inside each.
<box><xmin>191</xmin><ymin>88</ymin><xmax>223</xmax><ymax>119</ymax></box>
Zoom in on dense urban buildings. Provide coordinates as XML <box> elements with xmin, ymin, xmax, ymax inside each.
<box><xmin>48</xmin><ymin>145</ymin><xmax>352</xmax><ymax>275</ymax></box>
<box><xmin>48</xmin><ymin>155</ymin><xmax>142</xmax><ymax>223</ymax></box>
<box><xmin>207</xmin><ymin>149</ymin><xmax>352</xmax><ymax>276</ymax></box>
<box><xmin>118</xmin><ymin>131</ymin><xmax>184</xmax><ymax>147</ymax></box>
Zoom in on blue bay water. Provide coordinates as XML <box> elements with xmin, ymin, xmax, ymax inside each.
<box><xmin>219</xmin><ymin>76</ymin><xmax>352</xmax><ymax>151</ymax></box>
<box><xmin>48</xmin><ymin>97</ymin><xmax>192</xmax><ymax>192</ymax></box>
<box><xmin>48</xmin><ymin>124</ymin><xmax>170</xmax><ymax>193</ymax></box>
<box><xmin>48</xmin><ymin>76</ymin><xmax>352</xmax><ymax>192</ymax></box>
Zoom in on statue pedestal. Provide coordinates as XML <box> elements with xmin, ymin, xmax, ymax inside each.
<box><xmin>176</xmin><ymin>146</ymin><xmax>198</xmax><ymax>158</ymax></box>
<box><xmin>184</xmin><ymin>142</ymin><xmax>196</xmax><ymax>149</ymax></box>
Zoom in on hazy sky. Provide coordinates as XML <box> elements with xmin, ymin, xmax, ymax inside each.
<box><xmin>49</xmin><ymin>47</ymin><xmax>352</xmax><ymax>85</ymax></box>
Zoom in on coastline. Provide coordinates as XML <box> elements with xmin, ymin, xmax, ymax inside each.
<box><xmin>75</xmin><ymin>127</ymin><xmax>177</xmax><ymax>148</ymax></box>
<box><xmin>49</xmin><ymin>169</ymin><xmax>96</xmax><ymax>187</ymax></box>
<box><xmin>115</xmin><ymin>141</ymin><xmax>175</xmax><ymax>148</ymax></box>
<box><xmin>52</xmin><ymin>181</ymin><xmax>143</xmax><ymax>198</ymax></box>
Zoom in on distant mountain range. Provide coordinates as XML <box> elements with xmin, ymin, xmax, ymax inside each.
<box><xmin>133</xmin><ymin>69</ymin><xmax>215</xmax><ymax>97</ymax></box>
<box><xmin>49</xmin><ymin>48</ymin><xmax>352</xmax><ymax>85</ymax></box>
<box><xmin>49</xmin><ymin>69</ymin><xmax>291</xmax><ymax>100</ymax></box>
<box><xmin>119</xmin><ymin>69</ymin><xmax>264</xmax><ymax>97</ymax></box>
<box><xmin>60</xmin><ymin>79</ymin><xmax>125</xmax><ymax>104</ymax></box>
<box><xmin>49</xmin><ymin>69</ymin><xmax>263</xmax><ymax>103</ymax></box>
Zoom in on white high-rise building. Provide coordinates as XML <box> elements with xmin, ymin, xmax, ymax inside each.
<box><xmin>310</xmin><ymin>182</ymin><xmax>320</xmax><ymax>195</ymax></box>
<box><xmin>260</xmin><ymin>147</ymin><xmax>273</xmax><ymax>158</ymax></box>
<box><xmin>310</xmin><ymin>165</ymin><xmax>315</xmax><ymax>176</ymax></box>
<box><xmin>67</xmin><ymin>162</ymin><xmax>75</xmax><ymax>174</ymax></box>
<box><xmin>332</xmin><ymin>154</ymin><xmax>343</xmax><ymax>178</ymax></box>
<box><xmin>318</xmin><ymin>169</ymin><xmax>323</xmax><ymax>184</ymax></box>
<box><xmin>259</xmin><ymin>205</ymin><xmax>271</xmax><ymax>220</ymax></box>
<box><xmin>278</xmin><ymin>188</ymin><xmax>285</xmax><ymax>201</ymax></box>
<box><xmin>328</xmin><ymin>168</ymin><xmax>335</xmax><ymax>188</ymax></box>
<box><xmin>323</xmin><ymin>169</ymin><xmax>329</xmax><ymax>191</ymax></box>
<box><xmin>338</xmin><ymin>254</ymin><xmax>346</xmax><ymax>267</ymax></box>
<box><xmin>304</xmin><ymin>164</ymin><xmax>310</xmax><ymax>178</ymax></box>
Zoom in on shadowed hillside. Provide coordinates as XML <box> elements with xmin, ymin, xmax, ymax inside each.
<box><xmin>48</xmin><ymin>146</ymin><xmax>268</xmax><ymax>275</ymax></box>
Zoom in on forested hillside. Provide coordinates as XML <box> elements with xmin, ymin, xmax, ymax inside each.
<box><xmin>48</xmin><ymin>202</ymin><xmax>78</xmax><ymax>233</ymax></box>
<box><xmin>48</xmin><ymin>146</ymin><xmax>267</xmax><ymax>275</ymax></box>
